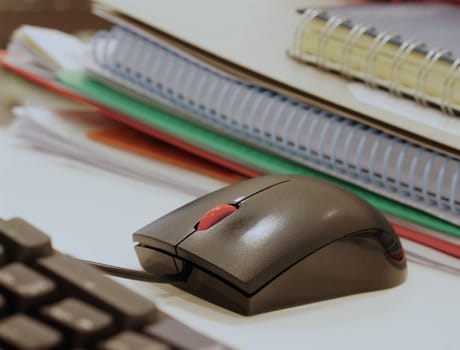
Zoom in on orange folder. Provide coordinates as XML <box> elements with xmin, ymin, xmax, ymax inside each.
<box><xmin>88</xmin><ymin>125</ymin><xmax>246</xmax><ymax>184</ymax></box>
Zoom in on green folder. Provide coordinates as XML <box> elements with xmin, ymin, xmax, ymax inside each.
<box><xmin>58</xmin><ymin>70</ymin><xmax>460</xmax><ymax>239</ymax></box>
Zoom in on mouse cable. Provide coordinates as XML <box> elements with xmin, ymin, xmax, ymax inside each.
<box><xmin>79</xmin><ymin>259</ymin><xmax>186</xmax><ymax>284</ymax></box>
<box><xmin>0</xmin><ymin>217</ymin><xmax>186</xmax><ymax>284</ymax></box>
<box><xmin>83</xmin><ymin>253</ymin><xmax>460</xmax><ymax>282</ymax></box>
<box><xmin>82</xmin><ymin>253</ymin><xmax>460</xmax><ymax>282</ymax></box>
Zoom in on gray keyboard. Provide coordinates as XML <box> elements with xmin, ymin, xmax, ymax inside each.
<box><xmin>0</xmin><ymin>218</ymin><xmax>231</xmax><ymax>350</ymax></box>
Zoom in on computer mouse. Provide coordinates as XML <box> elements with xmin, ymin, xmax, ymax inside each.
<box><xmin>133</xmin><ymin>175</ymin><xmax>407</xmax><ymax>315</ymax></box>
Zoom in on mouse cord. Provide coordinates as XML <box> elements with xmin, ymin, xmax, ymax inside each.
<box><xmin>81</xmin><ymin>249</ymin><xmax>460</xmax><ymax>282</ymax></box>
<box><xmin>0</xmin><ymin>217</ymin><xmax>182</xmax><ymax>283</ymax></box>
<box><xmin>79</xmin><ymin>259</ymin><xmax>186</xmax><ymax>283</ymax></box>
<box><xmin>81</xmin><ymin>252</ymin><xmax>460</xmax><ymax>283</ymax></box>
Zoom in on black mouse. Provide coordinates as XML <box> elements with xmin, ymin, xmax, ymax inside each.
<box><xmin>133</xmin><ymin>175</ymin><xmax>407</xmax><ymax>315</ymax></box>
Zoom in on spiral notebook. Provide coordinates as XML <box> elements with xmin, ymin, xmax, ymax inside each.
<box><xmin>77</xmin><ymin>24</ymin><xmax>460</xmax><ymax>228</ymax></box>
<box><xmin>56</xmin><ymin>69</ymin><xmax>460</xmax><ymax>241</ymax></box>
<box><xmin>288</xmin><ymin>3</ymin><xmax>460</xmax><ymax>115</ymax></box>
<box><xmin>91</xmin><ymin>0</ymin><xmax>460</xmax><ymax>156</ymax></box>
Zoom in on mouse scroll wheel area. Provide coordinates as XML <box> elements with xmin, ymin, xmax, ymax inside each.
<box><xmin>196</xmin><ymin>204</ymin><xmax>238</xmax><ymax>231</ymax></box>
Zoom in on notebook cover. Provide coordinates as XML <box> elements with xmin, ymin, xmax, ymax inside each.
<box><xmin>92</xmin><ymin>0</ymin><xmax>460</xmax><ymax>156</ymax></box>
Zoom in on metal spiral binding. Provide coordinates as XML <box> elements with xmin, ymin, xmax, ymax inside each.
<box><xmin>364</xmin><ymin>31</ymin><xmax>399</xmax><ymax>88</ymax></box>
<box><xmin>409</xmin><ymin>148</ymin><xmax>425</xmax><ymax>202</ymax></box>
<box><xmin>381</xmin><ymin>133</ymin><xmax>396</xmax><ymax>192</ymax></box>
<box><xmin>330</xmin><ymin>118</ymin><xmax>353</xmax><ymax>174</ymax></box>
<box><xmin>436</xmin><ymin>157</ymin><xmax>450</xmax><ymax>210</ymax></box>
<box><xmin>341</xmin><ymin>123</ymin><xmax>362</xmax><ymax>177</ymax></box>
<box><xmin>422</xmin><ymin>151</ymin><xmax>437</xmax><ymax>206</ymax></box>
<box><xmin>310</xmin><ymin>112</ymin><xmax>330</xmax><ymax>166</ymax></box>
<box><xmin>270</xmin><ymin>96</ymin><xmax>290</xmax><ymax>147</ymax></box>
<box><xmin>91</xmin><ymin>26</ymin><xmax>460</xmax><ymax>217</ymax></box>
<box><xmin>368</xmin><ymin>129</ymin><xmax>385</xmax><ymax>188</ymax></box>
<box><xmin>441</xmin><ymin>58</ymin><xmax>460</xmax><ymax>115</ymax></box>
<box><xmin>316</xmin><ymin>15</ymin><xmax>349</xmax><ymax>69</ymax></box>
<box><xmin>281</xmin><ymin>102</ymin><xmax>304</xmax><ymax>151</ymax></box>
<box><xmin>340</xmin><ymin>23</ymin><xmax>372</xmax><ymax>78</ymax></box>
<box><xmin>389</xmin><ymin>39</ymin><xmax>425</xmax><ymax>96</ymax></box>
<box><xmin>291</xmin><ymin>8</ymin><xmax>324</xmax><ymax>58</ymax></box>
<box><xmin>414</xmin><ymin>48</ymin><xmax>451</xmax><ymax>106</ymax></box>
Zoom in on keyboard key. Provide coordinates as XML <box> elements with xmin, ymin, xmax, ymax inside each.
<box><xmin>41</xmin><ymin>297</ymin><xmax>114</xmax><ymax>345</ymax></box>
<box><xmin>99</xmin><ymin>331</ymin><xmax>170</xmax><ymax>350</ymax></box>
<box><xmin>0</xmin><ymin>218</ymin><xmax>53</xmax><ymax>261</ymax></box>
<box><xmin>0</xmin><ymin>244</ymin><xmax>6</xmax><ymax>266</ymax></box>
<box><xmin>0</xmin><ymin>262</ymin><xmax>56</xmax><ymax>311</ymax></box>
<box><xmin>38</xmin><ymin>253</ymin><xmax>158</xmax><ymax>328</ymax></box>
<box><xmin>0</xmin><ymin>314</ymin><xmax>62</xmax><ymax>350</ymax></box>
<box><xmin>145</xmin><ymin>318</ymin><xmax>232</xmax><ymax>350</ymax></box>
<box><xmin>0</xmin><ymin>294</ymin><xmax>5</xmax><ymax>316</ymax></box>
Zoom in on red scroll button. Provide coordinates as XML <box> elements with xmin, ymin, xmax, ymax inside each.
<box><xmin>196</xmin><ymin>204</ymin><xmax>237</xmax><ymax>231</ymax></box>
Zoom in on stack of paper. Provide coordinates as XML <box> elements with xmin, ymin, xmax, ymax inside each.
<box><xmin>9</xmin><ymin>106</ymin><xmax>231</xmax><ymax>196</ymax></box>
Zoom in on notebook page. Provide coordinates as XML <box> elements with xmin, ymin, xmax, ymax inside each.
<box><xmin>9</xmin><ymin>106</ymin><xmax>228</xmax><ymax>196</ymax></box>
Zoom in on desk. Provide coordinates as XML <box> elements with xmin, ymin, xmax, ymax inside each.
<box><xmin>0</xmin><ymin>127</ymin><xmax>459</xmax><ymax>350</ymax></box>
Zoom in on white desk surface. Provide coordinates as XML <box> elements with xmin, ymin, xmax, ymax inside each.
<box><xmin>1</xmin><ymin>130</ymin><xmax>459</xmax><ymax>350</ymax></box>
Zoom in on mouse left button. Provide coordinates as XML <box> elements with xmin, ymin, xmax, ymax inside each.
<box><xmin>135</xmin><ymin>245</ymin><xmax>183</xmax><ymax>275</ymax></box>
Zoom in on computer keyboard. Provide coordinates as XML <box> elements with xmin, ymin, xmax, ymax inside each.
<box><xmin>0</xmin><ymin>217</ymin><xmax>231</xmax><ymax>350</ymax></box>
